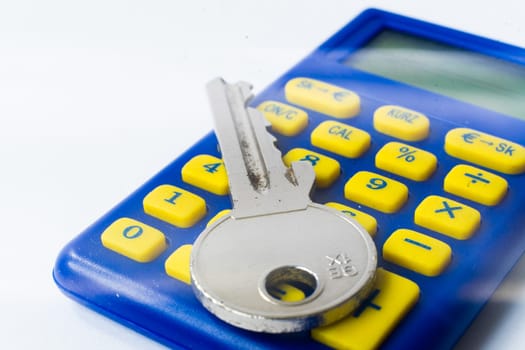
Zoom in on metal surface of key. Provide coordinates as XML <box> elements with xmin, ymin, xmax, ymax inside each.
<box><xmin>190</xmin><ymin>78</ymin><xmax>377</xmax><ymax>333</ymax></box>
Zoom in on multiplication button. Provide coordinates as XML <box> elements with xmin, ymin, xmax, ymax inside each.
<box><xmin>415</xmin><ymin>195</ymin><xmax>480</xmax><ymax>240</ymax></box>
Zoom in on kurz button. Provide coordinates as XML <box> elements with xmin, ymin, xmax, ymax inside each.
<box><xmin>374</xmin><ymin>105</ymin><xmax>430</xmax><ymax>141</ymax></box>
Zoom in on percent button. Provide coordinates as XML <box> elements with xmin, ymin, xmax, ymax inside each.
<box><xmin>376</xmin><ymin>142</ymin><xmax>437</xmax><ymax>181</ymax></box>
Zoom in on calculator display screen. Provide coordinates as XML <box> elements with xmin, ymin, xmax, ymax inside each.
<box><xmin>345</xmin><ymin>30</ymin><xmax>525</xmax><ymax>121</ymax></box>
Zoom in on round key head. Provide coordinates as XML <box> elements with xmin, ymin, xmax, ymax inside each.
<box><xmin>190</xmin><ymin>203</ymin><xmax>377</xmax><ymax>333</ymax></box>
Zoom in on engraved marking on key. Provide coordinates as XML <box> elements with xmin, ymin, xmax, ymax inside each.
<box><xmin>190</xmin><ymin>78</ymin><xmax>377</xmax><ymax>333</ymax></box>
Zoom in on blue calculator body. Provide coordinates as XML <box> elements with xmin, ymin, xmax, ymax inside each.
<box><xmin>54</xmin><ymin>9</ymin><xmax>525</xmax><ymax>349</ymax></box>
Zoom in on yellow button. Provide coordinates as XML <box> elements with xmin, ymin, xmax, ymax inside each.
<box><xmin>375</xmin><ymin>142</ymin><xmax>437</xmax><ymax>181</ymax></box>
<box><xmin>206</xmin><ymin>209</ymin><xmax>231</xmax><ymax>227</ymax></box>
<box><xmin>283</xmin><ymin>148</ymin><xmax>340</xmax><ymax>188</ymax></box>
<box><xmin>383</xmin><ymin>229</ymin><xmax>452</xmax><ymax>276</ymax></box>
<box><xmin>344</xmin><ymin>171</ymin><xmax>408</xmax><ymax>213</ymax></box>
<box><xmin>445</xmin><ymin>128</ymin><xmax>525</xmax><ymax>174</ymax></box>
<box><xmin>165</xmin><ymin>244</ymin><xmax>193</xmax><ymax>285</ymax></box>
<box><xmin>311</xmin><ymin>121</ymin><xmax>371</xmax><ymax>158</ymax></box>
<box><xmin>325</xmin><ymin>202</ymin><xmax>377</xmax><ymax>236</ymax></box>
<box><xmin>415</xmin><ymin>195</ymin><xmax>480</xmax><ymax>240</ymax></box>
<box><xmin>374</xmin><ymin>105</ymin><xmax>430</xmax><ymax>141</ymax></box>
<box><xmin>285</xmin><ymin>77</ymin><xmax>360</xmax><ymax>118</ymax></box>
<box><xmin>311</xmin><ymin>268</ymin><xmax>420</xmax><ymax>350</ymax></box>
<box><xmin>181</xmin><ymin>154</ymin><xmax>229</xmax><ymax>195</ymax></box>
<box><xmin>101</xmin><ymin>218</ymin><xmax>167</xmax><ymax>263</ymax></box>
<box><xmin>256</xmin><ymin>101</ymin><xmax>308</xmax><ymax>136</ymax></box>
<box><xmin>444</xmin><ymin>164</ymin><xmax>508</xmax><ymax>206</ymax></box>
<box><xmin>267</xmin><ymin>283</ymin><xmax>306</xmax><ymax>303</ymax></box>
<box><xmin>143</xmin><ymin>185</ymin><xmax>207</xmax><ymax>228</ymax></box>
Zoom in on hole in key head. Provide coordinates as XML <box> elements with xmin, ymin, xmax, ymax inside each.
<box><xmin>263</xmin><ymin>266</ymin><xmax>319</xmax><ymax>304</ymax></box>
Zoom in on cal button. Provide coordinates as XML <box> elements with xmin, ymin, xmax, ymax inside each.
<box><xmin>374</xmin><ymin>105</ymin><xmax>430</xmax><ymax>141</ymax></box>
<box><xmin>311</xmin><ymin>121</ymin><xmax>371</xmax><ymax>158</ymax></box>
<box><xmin>285</xmin><ymin>77</ymin><xmax>360</xmax><ymax>118</ymax></box>
<box><xmin>445</xmin><ymin>128</ymin><xmax>525</xmax><ymax>174</ymax></box>
<box><xmin>256</xmin><ymin>101</ymin><xmax>308</xmax><ymax>136</ymax></box>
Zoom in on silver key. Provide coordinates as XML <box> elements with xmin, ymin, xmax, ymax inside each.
<box><xmin>190</xmin><ymin>78</ymin><xmax>377</xmax><ymax>333</ymax></box>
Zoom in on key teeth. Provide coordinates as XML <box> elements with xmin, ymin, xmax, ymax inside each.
<box><xmin>236</xmin><ymin>81</ymin><xmax>254</xmax><ymax>104</ymax></box>
<box><xmin>290</xmin><ymin>161</ymin><xmax>316</xmax><ymax>196</ymax></box>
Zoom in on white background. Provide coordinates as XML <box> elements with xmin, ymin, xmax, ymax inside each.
<box><xmin>1</xmin><ymin>0</ymin><xmax>524</xmax><ymax>348</ymax></box>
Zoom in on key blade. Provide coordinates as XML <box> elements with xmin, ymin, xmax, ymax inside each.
<box><xmin>206</xmin><ymin>78</ymin><xmax>314</xmax><ymax>217</ymax></box>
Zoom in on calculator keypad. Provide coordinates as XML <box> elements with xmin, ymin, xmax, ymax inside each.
<box><xmin>95</xmin><ymin>77</ymin><xmax>520</xmax><ymax>349</ymax></box>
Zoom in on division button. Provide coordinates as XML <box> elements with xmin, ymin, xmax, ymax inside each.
<box><xmin>444</xmin><ymin>164</ymin><xmax>508</xmax><ymax>206</ymax></box>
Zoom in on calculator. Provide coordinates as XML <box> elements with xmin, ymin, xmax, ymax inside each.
<box><xmin>54</xmin><ymin>8</ymin><xmax>525</xmax><ymax>350</ymax></box>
